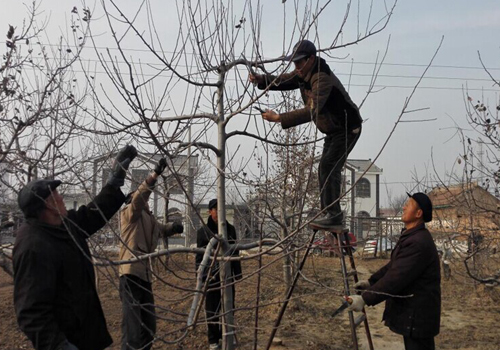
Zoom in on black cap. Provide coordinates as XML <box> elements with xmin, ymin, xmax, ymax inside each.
<box><xmin>406</xmin><ymin>192</ymin><xmax>433</xmax><ymax>222</ymax></box>
<box><xmin>208</xmin><ymin>198</ymin><xmax>217</xmax><ymax>210</ymax></box>
<box><xmin>18</xmin><ymin>179</ymin><xmax>62</xmax><ymax>218</ymax></box>
<box><xmin>284</xmin><ymin>40</ymin><xmax>317</xmax><ymax>62</ymax></box>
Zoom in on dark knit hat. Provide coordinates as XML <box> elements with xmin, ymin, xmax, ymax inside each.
<box><xmin>208</xmin><ymin>198</ymin><xmax>217</xmax><ymax>210</ymax></box>
<box><xmin>18</xmin><ymin>179</ymin><xmax>62</xmax><ymax>218</ymax></box>
<box><xmin>406</xmin><ymin>192</ymin><xmax>433</xmax><ymax>222</ymax></box>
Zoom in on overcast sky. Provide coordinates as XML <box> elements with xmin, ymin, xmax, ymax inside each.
<box><xmin>2</xmin><ymin>0</ymin><xmax>499</xmax><ymax>206</ymax></box>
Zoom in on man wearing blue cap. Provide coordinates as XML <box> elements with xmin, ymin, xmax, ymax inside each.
<box><xmin>346</xmin><ymin>192</ymin><xmax>441</xmax><ymax>350</ymax></box>
<box><xmin>13</xmin><ymin>145</ymin><xmax>137</xmax><ymax>350</ymax></box>
<box><xmin>250</xmin><ymin>39</ymin><xmax>362</xmax><ymax>230</ymax></box>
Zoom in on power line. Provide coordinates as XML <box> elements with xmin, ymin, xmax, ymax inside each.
<box><xmin>329</xmin><ymin>59</ymin><xmax>500</xmax><ymax>71</ymax></box>
<box><xmin>3</xmin><ymin>40</ymin><xmax>500</xmax><ymax>71</ymax></box>
<box><xmin>8</xmin><ymin>54</ymin><xmax>498</xmax><ymax>83</ymax></box>
<box><xmin>6</xmin><ymin>63</ymin><xmax>497</xmax><ymax>93</ymax></box>
<box><xmin>3</xmin><ymin>43</ymin><xmax>498</xmax><ymax>92</ymax></box>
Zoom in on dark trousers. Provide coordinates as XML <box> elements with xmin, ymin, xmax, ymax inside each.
<box><xmin>205</xmin><ymin>278</ymin><xmax>236</xmax><ymax>345</ymax></box>
<box><xmin>403</xmin><ymin>336</ymin><xmax>435</xmax><ymax>350</ymax></box>
<box><xmin>120</xmin><ymin>275</ymin><xmax>156</xmax><ymax>350</ymax></box>
<box><xmin>318</xmin><ymin>128</ymin><xmax>361</xmax><ymax>216</ymax></box>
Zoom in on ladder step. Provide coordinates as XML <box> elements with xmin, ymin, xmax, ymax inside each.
<box><xmin>354</xmin><ymin>313</ymin><xmax>366</xmax><ymax>328</ymax></box>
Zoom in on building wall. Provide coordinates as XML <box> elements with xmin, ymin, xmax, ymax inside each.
<box><xmin>339</xmin><ymin>165</ymin><xmax>382</xmax><ymax>239</ymax></box>
<box><xmin>0</xmin><ymin>164</ymin><xmax>11</xmax><ymax>205</ymax></box>
<box><xmin>354</xmin><ymin>172</ymin><xmax>378</xmax><ymax>217</ymax></box>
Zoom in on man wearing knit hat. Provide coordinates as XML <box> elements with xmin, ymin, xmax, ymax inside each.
<box><xmin>13</xmin><ymin>145</ymin><xmax>137</xmax><ymax>350</ymax></box>
<box><xmin>347</xmin><ymin>192</ymin><xmax>441</xmax><ymax>350</ymax></box>
<box><xmin>195</xmin><ymin>199</ymin><xmax>242</xmax><ymax>350</ymax></box>
<box><xmin>250</xmin><ymin>39</ymin><xmax>362</xmax><ymax>230</ymax></box>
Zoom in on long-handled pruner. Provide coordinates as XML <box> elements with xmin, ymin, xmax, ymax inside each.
<box><xmin>331</xmin><ymin>296</ymin><xmax>353</xmax><ymax>318</ymax></box>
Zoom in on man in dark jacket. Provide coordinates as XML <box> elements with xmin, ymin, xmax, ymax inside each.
<box><xmin>13</xmin><ymin>145</ymin><xmax>137</xmax><ymax>350</ymax></box>
<box><xmin>195</xmin><ymin>199</ymin><xmax>242</xmax><ymax>350</ymax></box>
<box><xmin>347</xmin><ymin>192</ymin><xmax>441</xmax><ymax>350</ymax></box>
<box><xmin>250</xmin><ymin>40</ymin><xmax>362</xmax><ymax>229</ymax></box>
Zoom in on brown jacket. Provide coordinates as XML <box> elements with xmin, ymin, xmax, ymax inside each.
<box><xmin>119</xmin><ymin>180</ymin><xmax>175</xmax><ymax>282</ymax></box>
<box><xmin>257</xmin><ymin>57</ymin><xmax>362</xmax><ymax>134</ymax></box>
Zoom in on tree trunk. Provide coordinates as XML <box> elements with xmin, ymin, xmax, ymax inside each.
<box><xmin>216</xmin><ymin>68</ymin><xmax>235</xmax><ymax>350</ymax></box>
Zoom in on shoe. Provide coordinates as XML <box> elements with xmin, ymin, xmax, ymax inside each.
<box><xmin>310</xmin><ymin>213</ymin><xmax>344</xmax><ymax>230</ymax></box>
<box><xmin>209</xmin><ymin>343</ymin><xmax>221</xmax><ymax>350</ymax></box>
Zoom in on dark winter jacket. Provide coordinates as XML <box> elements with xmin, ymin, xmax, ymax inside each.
<box><xmin>13</xmin><ymin>184</ymin><xmax>125</xmax><ymax>350</ymax></box>
<box><xmin>195</xmin><ymin>216</ymin><xmax>242</xmax><ymax>283</ymax></box>
<box><xmin>257</xmin><ymin>57</ymin><xmax>362</xmax><ymax>134</ymax></box>
<box><xmin>362</xmin><ymin>223</ymin><xmax>441</xmax><ymax>338</ymax></box>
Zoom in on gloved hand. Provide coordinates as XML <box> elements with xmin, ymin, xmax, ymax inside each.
<box><xmin>107</xmin><ymin>145</ymin><xmax>138</xmax><ymax>187</ymax></box>
<box><xmin>346</xmin><ymin>295</ymin><xmax>365</xmax><ymax>312</ymax></box>
<box><xmin>249</xmin><ymin>73</ymin><xmax>263</xmax><ymax>85</ymax></box>
<box><xmin>353</xmin><ymin>280</ymin><xmax>371</xmax><ymax>293</ymax></box>
<box><xmin>58</xmin><ymin>339</ymin><xmax>79</xmax><ymax>350</ymax></box>
<box><xmin>172</xmin><ymin>221</ymin><xmax>184</xmax><ymax>234</ymax></box>
<box><xmin>154</xmin><ymin>157</ymin><xmax>167</xmax><ymax>175</ymax></box>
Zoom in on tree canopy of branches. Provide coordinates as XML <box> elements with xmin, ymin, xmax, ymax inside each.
<box><xmin>3</xmin><ymin>1</ymin><xmax>458</xmax><ymax>349</ymax></box>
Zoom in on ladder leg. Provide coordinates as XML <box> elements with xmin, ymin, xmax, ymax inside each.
<box><xmin>342</xmin><ymin>231</ymin><xmax>375</xmax><ymax>350</ymax></box>
<box><xmin>336</xmin><ymin>232</ymin><xmax>359</xmax><ymax>350</ymax></box>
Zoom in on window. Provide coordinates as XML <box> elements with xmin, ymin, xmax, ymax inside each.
<box><xmin>356</xmin><ymin>178</ymin><xmax>371</xmax><ymax>198</ymax></box>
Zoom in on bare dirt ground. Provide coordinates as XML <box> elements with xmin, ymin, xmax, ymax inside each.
<box><xmin>1</xmin><ymin>251</ymin><xmax>500</xmax><ymax>350</ymax></box>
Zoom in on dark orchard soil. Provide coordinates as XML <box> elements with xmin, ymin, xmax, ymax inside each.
<box><xmin>1</xmin><ymin>251</ymin><xmax>499</xmax><ymax>350</ymax></box>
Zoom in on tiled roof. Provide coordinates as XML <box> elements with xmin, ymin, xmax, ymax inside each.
<box><xmin>428</xmin><ymin>182</ymin><xmax>500</xmax><ymax>209</ymax></box>
<box><xmin>347</xmin><ymin>159</ymin><xmax>383</xmax><ymax>173</ymax></box>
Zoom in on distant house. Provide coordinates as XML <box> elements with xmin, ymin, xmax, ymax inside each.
<box><xmin>246</xmin><ymin>158</ymin><xmax>383</xmax><ymax>241</ymax></box>
<box><xmin>427</xmin><ymin>182</ymin><xmax>500</xmax><ymax>239</ymax></box>
<box><xmin>0</xmin><ymin>163</ymin><xmax>12</xmax><ymax>205</ymax></box>
<box><xmin>341</xmin><ymin>159</ymin><xmax>383</xmax><ymax>239</ymax></box>
<box><xmin>91</xmin><ymin>152</ymin><xmax>198</xmax><ymax>242</ymax></box>
<box><xmin>0</xmin><ymin>164</ymin><xmax>17</xmax><ymax>237</ymax></box>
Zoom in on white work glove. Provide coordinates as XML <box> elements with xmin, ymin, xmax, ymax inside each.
<box><xmin>353</xmin><ymin>280</ymin><xmax>371</xmax><ymax>293</ymax></box>
<box><xmin>346</xmin><ymin>295</ymin><xmax>365</xmax><ymax>312</ymax></box>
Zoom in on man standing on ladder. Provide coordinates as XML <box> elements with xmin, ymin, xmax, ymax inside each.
<box><xmin>347</xmin><ymin>192</ymin><xmax>441</xmax><ymax>350</ymax></box>
<box><xmin>250</xmin><ymin>39</ymin><xmax>362</xmax><ymax>230</ymax></box>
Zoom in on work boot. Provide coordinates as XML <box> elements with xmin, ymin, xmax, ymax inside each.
<box><xmin>310</xmin><ymin>213</ymin><xmax>344</xmax><ymax>230</ymax></box>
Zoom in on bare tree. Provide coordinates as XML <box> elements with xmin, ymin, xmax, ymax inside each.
<box><xmin>0</xmin><ymin>2</ymin><xmax>102</xmax><ymax>192</ymax></box>
<box><xmin>429</xmin><ymin>50</ymin><xmax>500</xmax><ymax>288</ymax></box>
<box><xmin>3</xmin><ymin>1</ymin><xmax>453</xmax><ymax>349</ymax></box>
<box><xmin>76</xmin><ymin>0</ymin><xmax>402</xmax><ymax>348</ymax></box>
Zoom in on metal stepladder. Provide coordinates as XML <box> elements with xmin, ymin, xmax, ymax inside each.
<box><xmin>319</xmin><ymin>228</ymin><xmax>374</xmax><ymax>350</ymax></box>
